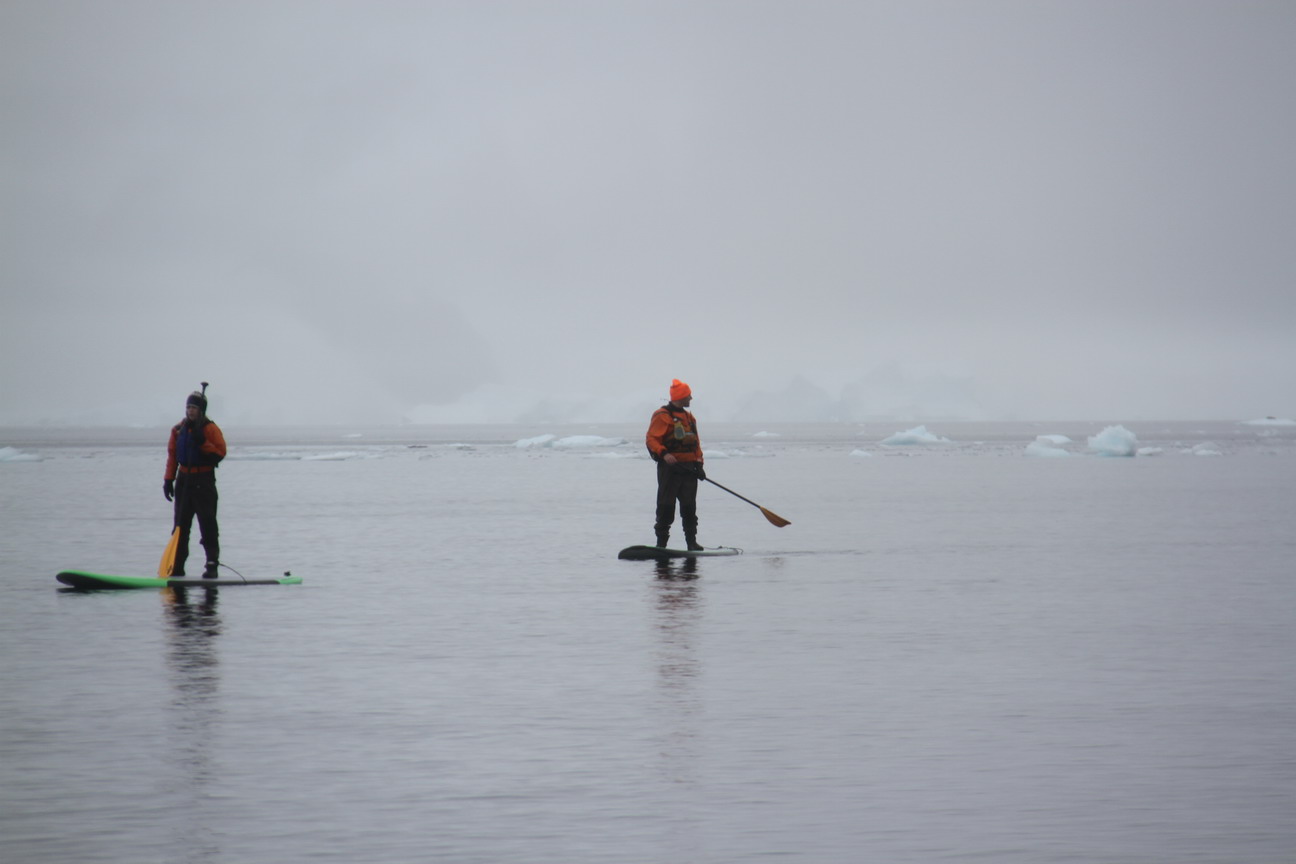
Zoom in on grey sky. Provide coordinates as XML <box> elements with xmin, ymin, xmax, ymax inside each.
<box><xmin>3</xmin><ymin>1</ymin><xmax>1293</xmax><ymax>425</ymax></box>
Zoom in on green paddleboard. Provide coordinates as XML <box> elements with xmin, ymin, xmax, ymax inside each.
<box><xmin>57</xmin><ymin>570</ymin><xmax>302</xmax><ymax>590</ymax></box>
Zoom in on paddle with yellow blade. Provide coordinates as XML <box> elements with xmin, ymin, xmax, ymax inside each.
<box><xmin>157</xmin><ymin>526</ymin><xmax>179</xmax><ymax>578</ymax></box>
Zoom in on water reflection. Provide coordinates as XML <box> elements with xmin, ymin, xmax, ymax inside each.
<box><xmin>161</xmin><ymin>587</ymin><xmax>223</xmax><ymax>862</ymax></box>
<box><xmin>649</xmin><ymin>559</ymin><xmax>708</xmax><ymax>857</ymax></box>
<box><xmin>651</xmin><ymin>562</ymin><xmax>703</xmax><ymax>775</ymax></box>
<box><xmin>164</xmin><ymin>587</ymin><xmax>222</xmax><ymax>711</ymax></box>
<box><xmin>654</xmin><ymin>556</ymin><xmax>700</xmax><ymax>582</ymax></box>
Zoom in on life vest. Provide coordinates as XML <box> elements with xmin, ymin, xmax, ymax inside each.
<box><xmin>166</xmin><ymin>418</ymin><xmax>226</xmax><ymax>480</ymax></box>
<box><xmin>174</xmin><ymin>421</ymin><xmax>208</xmax><ymax>466</ymax></box>
<box><xmin>646</xmin><ymin>405</ymin><xmax>702</xmax><ymax>462</ymax></box>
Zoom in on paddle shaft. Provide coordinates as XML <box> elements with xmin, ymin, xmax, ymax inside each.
<box><xmin>704</xmin><ymin>478</ymin><xmax>790</xmax><ymax>526</ymax></box>
<box><xmin>705</xmin><ymin>477</ymin><xmax>764</xmax><ymax>510</ymax></box>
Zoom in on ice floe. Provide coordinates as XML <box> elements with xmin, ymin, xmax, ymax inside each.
<box><xmin>1088</xmin><ymin>425</ymin><xmax>1139</xmax><ymax>457</ymax></box>
<box><xmin>514</xmin><ymin>434</ymin><xmax>626</xmax><ymax>449</ymax></box>
<box><xmin>881</xmin><ymin>425</ymin><xmax>952</xmax><ymax>446</ymax></box>
<box><xmin>1024</xmin><ymin>437</ymin><xmax>1071</xmax><ymax>458</ymax></box>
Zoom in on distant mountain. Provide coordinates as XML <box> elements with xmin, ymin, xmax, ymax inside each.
<box><xmin>839</xmin><ymin>365</ymin><xmax>986</xmax><ymax>422</ymax></box>
<box><xmin>729</xmin><ymin>375</ymin><xmax>841</xmax><ymax>422</ymax></box>
<box><xmin>726</xmin><ymin>367</ymin><xmax>987</xmax><ymax>423</ymax></box>
<box><xmin>402</xmin><ymin>367</ymin><xmax>990</xmax><ymax>425</ymax></box>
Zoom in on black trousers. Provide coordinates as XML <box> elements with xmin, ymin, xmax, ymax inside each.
<box><xmin>174</xmin><ymin>474</ymin><xmax>219</xmax><ymax>574</ymax></box>
<box><xmin>654</xmin><ymin>461</ymin><xmax>698</xmax><ymax>542</ymax></box>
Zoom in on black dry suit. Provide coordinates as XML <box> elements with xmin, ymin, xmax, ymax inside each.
<box><xmin>645</xmin><ymin>403</ymin><xmax>704</xmax><ymax>548</ymax></box>
<box><xmin>166</xmin><ymin>417</ymin><xmax>226</xmax><ymax>575</ymax></box>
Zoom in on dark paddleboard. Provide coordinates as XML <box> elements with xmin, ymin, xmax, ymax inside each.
<box><xmin>57</xmin><ymin>570</ymin><xmax>303</xmax><ymax>590</ymax></box>
<box><xmin>617</xmin><ymin>545</ymin><xmax>742</xmax><ymax>561</ymax></box>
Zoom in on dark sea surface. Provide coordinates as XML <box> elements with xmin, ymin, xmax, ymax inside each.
<box><xmin>3</xmin><ymin>420</ymin><xmax>1294</xmax><ymax>863</ymax></box>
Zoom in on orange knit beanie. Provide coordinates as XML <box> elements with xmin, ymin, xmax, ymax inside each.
<box><xmin>670</xmin><ymin>379</ymin><xmax>691</xmax><ymax>401</ymax></box>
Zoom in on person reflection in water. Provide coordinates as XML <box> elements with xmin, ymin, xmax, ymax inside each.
<box><xmin>654</xmin><ymin>557</ymin><xmax>700</xmax><ymax>581</ymax></box>
<box><xmin>651</xmin><ymin>558</ymin><xmax>703</xmax><ymax>800</ymax></box>
<box><xmin>163</xmin><ymin>587</ymin><xmax>221</xmax><ymax>711</ymax></box>
<box><xmin>161</xmin><ymin>586</ymin><xmax>222</xmax><ymax>855</ymax></box>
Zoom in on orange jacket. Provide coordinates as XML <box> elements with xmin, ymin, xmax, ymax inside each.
<box><xmin>166</xmin><ymin>419</ymin><xmax>227</xmax><ymax>480</ymax></box>
<box><xmin>646</xmin><ymin>404</ymin><xmax>703</xmax><ymax>463</ymax></box>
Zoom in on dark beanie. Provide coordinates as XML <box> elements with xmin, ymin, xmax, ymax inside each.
<box><xmin>186</xmin><ymin>391</ymin><xmax>207</xmax><ymax>411</ymax></box>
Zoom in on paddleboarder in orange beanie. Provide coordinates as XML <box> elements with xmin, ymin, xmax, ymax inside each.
<box><xmin>645</xmin><ymin>379</ymin><xmax>705</xmax><ymax>549</ymax></box>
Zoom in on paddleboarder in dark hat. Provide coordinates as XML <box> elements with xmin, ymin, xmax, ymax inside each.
<box><xmin>164</xmin><ymin>385</ymin><xmax>227</xmax><ymax>577</ymax></box>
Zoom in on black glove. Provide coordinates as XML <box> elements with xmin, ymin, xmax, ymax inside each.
<box><xmin>164</xmin><ymin>479</ymin><xmax>174</xmax><ymax>501</ymax></box>
<box><xmin>694</xmin><ymin>464</ymin><xmax>706</xmax><ymax>481</ymax></box>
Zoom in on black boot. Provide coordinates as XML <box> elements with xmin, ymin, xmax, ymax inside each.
<box><xmin>686</xmin><ymin>536</ymin><xmax>703</xmax><ymax>551</ymax></box>
<box><xmin>655</xmin><ymin>532</ymin><xmax>669</xmax><ymax>549</ymax></box>
<box><xmin>202</xmin><ymin>560</ymin><xmax>219</xmax><ymax>579</ymax></box>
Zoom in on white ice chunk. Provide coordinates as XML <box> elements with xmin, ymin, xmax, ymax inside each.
<box><xmin>1025</xmin><ymin>439</ymin><xmax>1071</xmax><ymax>458</ymax></box>
<box><xmin>1087</xmin><ymin>425</ymin><xmax>1138</xmax><ymax>457</ymax></box>
<box><xmin>881</xmin><ymin>425</ymin><xmax>952</xmax><ymax>446</ymax></box>
<box><xmin>514</xmin><ymin>434</ymin><xmax>557</xmax><ymax>449</ymax></box>
<box><xmin>552</xmin><ymin>435</ymin><xmax>626</xmax><ymax>449</ymax></box>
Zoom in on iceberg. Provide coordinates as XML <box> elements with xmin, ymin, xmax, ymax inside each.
<box><xmin>513</xmin><ymin>434</ymin><xmax>626</xmax><ymax>449</ymax></box>
<box><xmin>1087</xmin><ymin>425</ymin><xmax>1138</xmax><ymax>457</ymax></box>
<box><xmin>302</xmin><ymin>451</ymin><xmax>376</xmax><ymax>461</ymax></box>
<box><xmin>514</xmin><ymin>434</ymin><xmax>558</xmax><ymax>449</ymax></box>
<box><xmin>881</xmin><ymin>425</ymin><xmax>952</xmax><ymax>446</ymax></box>
<box><xmin>0</xmin><ymin>446</ymin><xmax>42</xmax><ymax>462</ymax></box>
<box><xmin>1024</xmin><ymin>437</ymin><xmax>1071</xmax><ymax>458</ymax></box>
<box><xmin>551</xmin><ymin>435</ymin><xmax>626</xmax><ymax>449</ymax></box>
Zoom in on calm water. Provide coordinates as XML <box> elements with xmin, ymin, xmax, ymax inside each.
<box><xmin>2</xmin><ymin>421</ymin><xmax>1294</xmax><ymax>863</ymax></box>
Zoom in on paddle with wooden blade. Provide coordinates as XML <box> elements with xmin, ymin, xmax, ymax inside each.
<box><xmin>158</xmin><ymin>381</ymin><xmax>207</xmax><ymax>578</ymax></box>
<box><xmin>704</xmin><ymin>477</ymin><xmax>791</xmax><ymax>527</ymax></box>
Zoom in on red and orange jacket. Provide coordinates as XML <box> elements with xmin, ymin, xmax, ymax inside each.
<box><xmin>165</xmin><ymin>419</ymin><xmax>227</xmax><ymax>480</ymax></box>
<box><xmin>646</xmin><ymin>404</ymin><xmax>703</xmax><ymax>464</ymax></box>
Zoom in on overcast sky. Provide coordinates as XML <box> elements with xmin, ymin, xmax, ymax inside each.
<box><xmin>3</xmin><ymin>1</ymin><xmax>1293</xmax><ymax>425</ymax></box>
